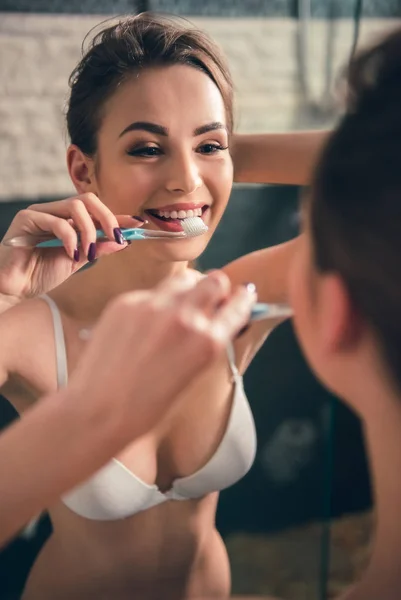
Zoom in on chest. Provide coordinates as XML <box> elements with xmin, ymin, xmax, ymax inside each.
<box><xmin>72</xmin><ymin>328</ymin><xmax>240</xmax><ymax>490</ymax></box>
<box><xmin>34</xmin><ymin>311</ymin><xmax>243</xmax><ymax>492</ymax></box>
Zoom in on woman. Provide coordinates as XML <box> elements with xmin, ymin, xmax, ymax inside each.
<box><xmin>0</xmin><ymin>13</ymin><xmax>309</xmax><ymax>600</ymax></box>
<box><xmin>288</xmin><ymin>27</ymin><xmax>401</xmax><ymax>600</ymax></box>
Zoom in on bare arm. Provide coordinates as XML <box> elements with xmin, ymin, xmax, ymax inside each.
<box><xmin>0</xmin><ymin>272</ymin><xmax>255</xmax><ymax>547</ymax></box>
<box><xmin>0</xmin><ymin>387</ymin><xmax>120</xmax><ymax>547</ymax></box>
<box><xmin>232</xmin><ymin>130</ymin><xmax>330</xmax><ymax>185</ymax></box>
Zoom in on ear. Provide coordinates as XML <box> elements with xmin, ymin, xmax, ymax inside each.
<box><xmin>67</xmin><ymin>145</ymin><xmax>97</xmax><ymax>194</ymax></box>
<box><xmin>317</xmin><ymin>273</ymin><xmax>361</xmax><ymax>354</ymax></box>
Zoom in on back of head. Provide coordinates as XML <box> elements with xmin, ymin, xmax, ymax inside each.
<box><xmin>310</xmin><ymin>27</ymin><xmax>401</xmax><ymax>392</ymax></box>
<box><xmin>67</xmin><ymin>12</ymin><xmax>233</xmax><ymax>156</ymax></box>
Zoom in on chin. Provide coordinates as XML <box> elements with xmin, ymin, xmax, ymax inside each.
<box><xmin>149</xmin><ymin>237</ymin><xmax>210</xmax><ymax>264</ymax></box>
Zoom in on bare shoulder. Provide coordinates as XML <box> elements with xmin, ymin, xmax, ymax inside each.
<box><xmin>0</xmin><ymin>298</ymin><xmax>58</xmax><ymax>407</ymax></box>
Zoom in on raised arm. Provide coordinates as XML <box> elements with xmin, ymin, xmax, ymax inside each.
<box><xmin>232</xmin><ymin>130</ymin><xmax>329</xmax><ymax>185</ymax></box>
<box><xmin>0</xmin><ymin>194</ymin><xmax>144</xmax><ymax>314</ymax></box>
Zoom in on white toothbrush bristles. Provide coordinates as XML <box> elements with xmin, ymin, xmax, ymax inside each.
<box><xmin>181</xmin><ymin>216</ymin><xmax>208</xmax><ymax>238</ymax></box>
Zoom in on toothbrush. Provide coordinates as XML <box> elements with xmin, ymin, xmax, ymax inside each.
<box><xmin>250</xmin><ymin>303</ymin><xmax>293</xmax><ymax>322</ymax></box>
<box><xmin>1</xmin><ymin>210</ymin><xmax>292</xmax><ymax>322</ymax></box>
<box><xmin>2</xmin><ymin>217</ymin><xmax>208</xmax><ymax>248</ymax></box>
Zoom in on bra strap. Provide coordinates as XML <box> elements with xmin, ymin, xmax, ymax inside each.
<box><xmin>40</xmin><ymin>295</ymin><xmax>68</xmax><ymax>389</ymax></box>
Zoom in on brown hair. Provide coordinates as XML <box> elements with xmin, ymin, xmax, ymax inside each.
<box><xmin>309</xmin><ymin>28</ymin><xmax>401</xmax><ymax>390</ymax></box>
<box><xmin>67</xmin><ymin>13</ymin><xmax>233</xmax><ymax>156</ymax></box>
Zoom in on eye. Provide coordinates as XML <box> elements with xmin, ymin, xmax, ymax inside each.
<box><xmin>197</xmin><ymin>143</ymin><xmax>228</xmax><ymax>155</ymax></box>
<box><xmin>126</xmin><ymin>145</ymin><xmax>163</xmax><ymax>158</ymax></box>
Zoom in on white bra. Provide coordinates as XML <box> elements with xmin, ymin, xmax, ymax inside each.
<box><xmin>41</xmin><ymin>294</ymin><xmax>257</xmax><ymax>521</ymax></box>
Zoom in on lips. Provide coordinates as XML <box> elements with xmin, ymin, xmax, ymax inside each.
<box><xmin>144</xmin><ymin>204</ymin><xmax>209</xmax><ymax>233</ymax></box>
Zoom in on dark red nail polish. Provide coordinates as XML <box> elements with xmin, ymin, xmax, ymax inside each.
<box><xmin>113</xmin><ymin>227</ymin><xmax>124</xmax><ymax>245</ymax></box>
<box><xmin>73</xmin><ymin>248</ymin><xmax>80</xmax><ymax>262</ymax></box>
<box><xmin>132</xmin><ymin>215</ymin><xmax>145</xmax><ymax>223</ymax></box>
<box><xmin>87</xmin><ymin>243</ymin><xmax>96</xmax><ymax>262</ymax></box>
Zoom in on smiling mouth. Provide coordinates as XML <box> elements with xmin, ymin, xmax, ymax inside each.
<box><xmin>145</xmin><ymin>205</ymin><xmax>208</xmax><ymax>223</ymax></box>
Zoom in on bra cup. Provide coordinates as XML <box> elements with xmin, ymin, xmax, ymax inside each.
<box><xmin>41</xmin><ymin>294</ymin><xmax>257</xmax><ymax>522</ymax></box>
<box><xmin>61</xmin><ymin>381</ymin><xmax>257</xmax><ymax>521</ymax></box>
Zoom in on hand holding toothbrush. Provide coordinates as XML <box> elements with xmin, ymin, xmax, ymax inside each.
<box><xmin>0</xmin><ymin>193</ymin><xmax>143</xmax><ymax>308</ymax></box>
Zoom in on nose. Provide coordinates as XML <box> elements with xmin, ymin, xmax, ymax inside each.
<box><xmin>165</xmin><ymin>152</ymin><xmax>202</xmax><ymax>195</ymax></box>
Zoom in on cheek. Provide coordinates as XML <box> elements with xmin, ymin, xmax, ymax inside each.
<box><xmin>207</xmin><ymin>158</ymin><xmax>233</xmax><ymax>216</ymax></box>
<box><xmin>96</xmin><ymin>164</ymin><xmax>159</xmax><ymax>215</ymax></box>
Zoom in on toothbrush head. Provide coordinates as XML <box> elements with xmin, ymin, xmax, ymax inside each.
<box><xmin>181</xmin><ymin>217</ymin><xmax>208</xmax><ymax>238</ymax></box>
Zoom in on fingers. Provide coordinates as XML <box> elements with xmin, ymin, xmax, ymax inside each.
<box><xmin>211</xmin><ymin>284</ymin><xmax>256</xmax><ymax>344</ymax></box>
<box><xmin>7</xmin><ymin>210</ymin><xmax>79</xmax><ymax>261</ymax></box>
<box><xmin>157</xmin><ymin>274</ymin><xmax>255</xmax><ymax>362</ymax></box>
<box><xmin>28</xmin><ymin>195</ymin><xmax>110</xmax><ymax>259</ymax></box>
<box><xmin>154</xmin><ymin>270</ymin><xmax>202</xmax><ymax>305</ymax></box>
<box><xmin>178</xmin><ymin>271</ymin><xmax>231</xmax><ymax>316</ymax></box>
<box><xmin>23</xmin><ymin>195</ymin><xmax>143</xmax><ymax>261</ymax></box>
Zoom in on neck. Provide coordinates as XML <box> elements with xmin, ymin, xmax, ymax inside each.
<box><xmin>52</xmin><ymin>246</ymin><xmax>190</xmax><ymax>321</ymax></box>
<box><xmin>355</xmin><ymin>373</ymin><xmax>401</xmax><ymax>585</ymax></box>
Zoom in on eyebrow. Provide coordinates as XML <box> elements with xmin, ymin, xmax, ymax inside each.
<box><xmin>119</xmin><ymin>121</ymin><xmax>168</xmax><ymax>138</ymax></box>
<box><xmin>193</xmin><ymin>122</ymin><xmax>227</xmax><ymax>136</ymax></box>
<box><xmin>119</xmin><ymin>121</ymin><xmax>227</xmax><ymax>139</ymax></box>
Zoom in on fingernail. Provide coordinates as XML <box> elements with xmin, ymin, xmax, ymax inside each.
<box><xmin>236</xmin><ymin>323</ymin><xmax>251</xmax><ymax>338</ymax></box>
<box><xmin>132</xmin><ymin>215</ymin><xmax>145</xmax><ymax>223</ymax></box>
<box><xmin>73</xmin><ymin>248</ymin><xmax>80</xmax><ymax>262</ymax></box>
<box><xmin>87</xmin><ymin>242</ymin><xmax>96</xmax><ymax>262</ymax></box>
<box><xmin>113</xmin><ymin>227</ymin><xmax>125</xmax><ymax>245</ymax></box>
<box><xmin>242</xmin><ymin>282</ymin><xmax>256</xmax><ymax>294</ymax></box>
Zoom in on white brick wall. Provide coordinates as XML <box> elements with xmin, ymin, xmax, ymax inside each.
<box><xmin>0</xmin><ymin>14</ymin><xmax>399</xmax><ymax>200</ymax></box>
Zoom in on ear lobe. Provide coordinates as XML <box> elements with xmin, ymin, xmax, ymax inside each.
<box><xmin>319</xmin><ymin>273</ymin><xmax>360</xmax><ymax>353</ymax></box>
<box><xmin>67</xmin><ymin>145</ymin><xmax>95</xmax><ymax>193</ymax></box>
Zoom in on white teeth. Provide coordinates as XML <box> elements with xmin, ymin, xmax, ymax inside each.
<box><xmin>154</xmin><ymin>207</ymin><xmax>205</xmax><ymax>219</ymax></box>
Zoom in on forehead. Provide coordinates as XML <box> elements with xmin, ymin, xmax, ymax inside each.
<box><xmin>100</xmin><ymin>64</ymin><xmax>227</xmax><ymax>135</ymax></box>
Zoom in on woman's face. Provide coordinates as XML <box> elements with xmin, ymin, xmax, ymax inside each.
<box><xmin>84</xmin><ymin>64</ymin><xmax>232</xmax><ymax>262</ymax></box>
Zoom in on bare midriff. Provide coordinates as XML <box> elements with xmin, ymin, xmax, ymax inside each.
<box><xmin>22</xmin><ymin>493</ymin><xmax>231</xmax><ymax>600</ymax></box>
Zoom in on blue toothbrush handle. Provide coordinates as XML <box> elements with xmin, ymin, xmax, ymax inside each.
<box><xmin>36</xmin><ymin>228</ymin><xmax>146</xmax><ymax>248</ymax></box>
<box><xmin>250</xmin><ymin>303</ymin><xmax>293</xmax><ymax>322</ymax></box>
